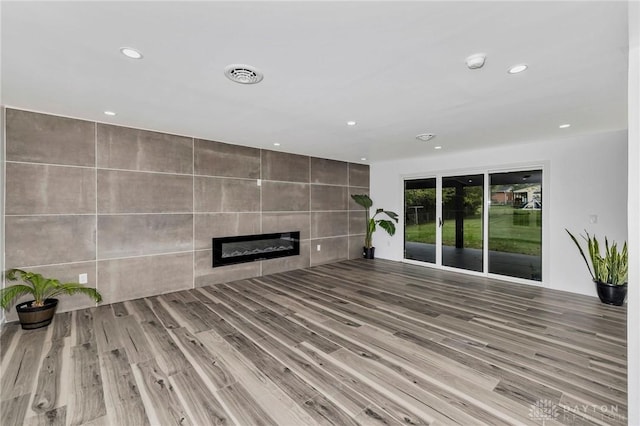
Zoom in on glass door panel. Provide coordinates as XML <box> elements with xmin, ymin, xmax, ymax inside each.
<box><xmin>404</xmin><ymin>178</ymin><xmax>437</xmax><ymax>264</ymax></box>
<box><xmin>489</xmin><ymin>170</ymin><xmax>542</xmax><ymax>280</ymax></box>
<box><xmin>441</xmin><ymin>174</ymin><xmax>484</xmax><ymax>272</ymax></box>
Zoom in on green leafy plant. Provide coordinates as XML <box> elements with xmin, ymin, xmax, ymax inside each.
<box><xmin>351</xmin><ymin>194</ymin><xmax>399</xmax><ymax>248</ymax></box>
<box><xmin>1</xmin><ymin>269</ymin><xmax>102</xmax><ymax>311</ymax></box>
<box><xmin>566</xmin><ymin>229</ymin><xmax>628</xmax><ymax>285</ymax></box>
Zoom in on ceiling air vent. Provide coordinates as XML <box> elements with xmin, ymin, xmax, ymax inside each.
<box><xmin>224</xmin><ymin>64</ymin><xmax>264</xmax><ymax>84</ymax></box>
<box><xmin>416</xmin><ymin>133</ymin><xmax>436</xmax><ymax>142</ymax></box>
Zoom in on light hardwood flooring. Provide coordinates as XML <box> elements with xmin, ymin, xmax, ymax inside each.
<box><xmin>0</xmin><ymin>259</ymin><xmax>627</xmax><ymax>425</ymax></box>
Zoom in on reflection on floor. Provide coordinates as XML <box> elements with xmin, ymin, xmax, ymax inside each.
<box><xmin>404</xmin><ymin>242</ymin><xmax>542</xmax><ymax>280</ymax></box>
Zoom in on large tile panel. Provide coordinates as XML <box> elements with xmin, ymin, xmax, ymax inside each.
<box><xmin>194</xmin><ymin>139</ymin><xmax>260</xmax><ymax>179</ymax></box>
<box><xmin>194</xmin><ymin>213</ymin><xmax>261</xmax><ymax>250</ymax></box>
<box><xmin>311</xmin><ymin>158</ymin><xmax>348</xmax><ymax>185</ymax></box>
<box><xmin>310</xmin><ymin>185</ymin><xmax>348</xmax><ymax>211</ymax></box>
<box><xmin>261</xmin><ymin>212</ymin><xmax>310</xmax><ymax>240</ymax></box>
<box><xmin>5</xmin><ymin>216</ymin><xmax>96</xmax><ymax>267</ymax></box>
<box><xmin>98</xmin><ymin>170</ymin><xmax>193</xmax><ymax>213</ymax></box>
<box><xmin>348</xmin><ymin>163</ymin><xmax>370</xmax><ymax>188</ymax></box>
<box><xmin>310</xmin><ymin>237</ymin><xmax>348</xmax><ymax>266</ymax></box>
<box><xmin>262</xmin><ymin>182</ymin><xmax>310</xmax><ymax>212</ymax></box>
<box><xmin>97</xmin><ymin>214</ymin><xmax>193</xmax><ymax>259</ymax></box>
<box><xmin>98</xmin><ymin>253</ymin><xmax>193</xmax><ymax>304</ymax></box>
<box><xmin>348</xmin><ymin>235</ymin><xmax>366</xmax><ymax>259</ymax></box>
<box><xmin>6</xmin><ymin>109</ymin><xmax>95</xmax><ymax>166</ymax></box>
<box><xmin>261</xmin><ymin>150</ymin><xmax>309</xmax><ymax>183</ymax></box>
<box><xmin>194</xmin><ymin>176</ymin><xmax>260</xmax><ymax>213</ymax></box>
<box><xmin>194</xmin><ymin>250</ymin><xmax>261</xmax><ymax>286</ymax></box>
<box><xmin>97</xmin><ymin>124</ymin><xmax>193</xmax><ymax>173</ymax></box>
<box><xmin>6</xmin><ymin>163</ymin><xmax>96</xmax><ymax>215</ymax></box>
<box><xmin>349</xmin><ymin>210</ymin><xmax>367</xmax><ymax>235</ymax></box>
<box><xmin>311</xmin><ymin>212</ymin><xmax>349</xmax><ymax>238</ymax></box>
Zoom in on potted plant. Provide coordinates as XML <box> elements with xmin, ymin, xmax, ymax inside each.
<box><xmin>351</xmin><ymin>194</ymin><xmax>399</xmax><ymax>259</ymax></box>
<box><xmin>566</xmin><ymin>229</ymin><xmax>628</xmax><ymax>306</ymax></box>
<box><xmin>1</xmin><ymin>269</ymin><xmax>103</xmax><ymax>329</ymax></box>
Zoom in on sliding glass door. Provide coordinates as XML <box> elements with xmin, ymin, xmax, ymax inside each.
<box><xmin>404</xmin><ymin>178</ymin><xmax>437</xmax><ymax>264</ymax></box>
<box><xmin>404</xmin><ymin>168</ymin><xmax>543</xmax><ymax>282</ymax></box>
<box><xmin>441</xmin><ymin>174</ymin><xmax>484</xmax><ymax>272</ymax></box>
<box><xmin>488</xmin><ymin>170</ymin><xmax>542</xmax><ymax>281</ymax></box>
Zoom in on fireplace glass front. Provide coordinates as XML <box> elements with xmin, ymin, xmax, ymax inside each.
<box><xmin>212</xmin><ymin>231</ymin><xmax>300</xmax><ymax>267</ymax></box>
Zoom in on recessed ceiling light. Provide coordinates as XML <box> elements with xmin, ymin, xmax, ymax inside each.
<box><xmin>434</xmin><ymin>146</ymin><xmax>442</xmax><ymax>150</ymax></box>
<box><xmin>104</xmin><ymin>111</ymin><xmax>117</xmax><ymax>116</ymax></box>
<box><xmin>559</xmin><ymin>123</ymin><xmax>571</xmax><ymax>129</ymax></box>
<box><xmin>347</xmin><ymin>121</ymin><xmax>357</xmax><ymax>126</ymax></box>
<box><xmin>360</xmin><ymin>157</ymin><xmax>367</xmax><ymax>161</ymax></box>
<box><xmin>224</xmin><ymin>64</ymin><xmax>264</xmax><ymax>84</ymax></box>
<box><xmin>416</xmin><ymin>133</ymin><xmax>436</xmax><ymax>141</ymax></box>
<box><xmin>120</xmin><ymin>47</ymin><xmax>143</xmax><ymax>59</ymax></box>
<box><xmin>273</xmin><ymin>143</ymin><xmax>281</xmax><ymax>146</ymax></box>
<box><xmin>508</xmin><ymin>64</ymin><xmax>528</xmax><ymax>74</ymax></box>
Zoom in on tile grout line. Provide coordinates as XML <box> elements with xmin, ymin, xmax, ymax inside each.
<box><xmin>11</xmin><ymin>250</ymin><xmax>196</xmax><ymax>271</ymax></box>
<box><xmin>5</xmin><ymin>160</ymin><xmax>96</xmax><ymax>170</ymax></box>
<box><xmin>7</xmin><ymin>160</ymin><xmax>361</xmax><ymax>186</ymax></box>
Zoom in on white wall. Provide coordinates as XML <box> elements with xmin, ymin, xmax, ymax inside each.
<box><xmin>370</xmin><ymin>129</ymin><xmax>628</xmax><ymax>297</ymax></box>
<box><xmin>626</xmin><ymin>0</ymin><xmax>639</xmax><ymax>423</ymax></box>
<box><xmin>0</xmin><ymin>107</ymin><xmax>4</xmax><ymax>326</ymax></box>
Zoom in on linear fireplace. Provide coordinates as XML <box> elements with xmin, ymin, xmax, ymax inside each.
<box><xmin>212</xmin><ymin>231</ymin><xmax>300</xmax><ymax>267</ymax></box>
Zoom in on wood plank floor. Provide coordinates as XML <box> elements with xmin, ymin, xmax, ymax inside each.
<box><xmin>0</xmin><ymin>259</ymin><xmax>627</xmax><ymax>425</ymax></box>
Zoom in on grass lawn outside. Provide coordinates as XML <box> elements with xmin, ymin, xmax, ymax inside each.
<box><xmin>405</xmin><ymin>205</ymin><xmax>541</xmax><ymax>255</ymax></box>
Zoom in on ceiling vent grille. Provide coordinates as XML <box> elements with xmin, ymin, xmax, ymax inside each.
<box><xmin>224</xmin><ymin>64</ymin><xmax>264</xmax><ymax>84</ymax></box>
<box><xmin>416</xmin><ymin>133</ymin><xmax>436</xmax><ymax>141</ymax></box>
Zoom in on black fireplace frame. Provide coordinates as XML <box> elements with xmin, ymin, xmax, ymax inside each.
<box><xmin>212</xmin><ymin>231</ymin><xmax>300</xmax><ymax>267</ymax></box>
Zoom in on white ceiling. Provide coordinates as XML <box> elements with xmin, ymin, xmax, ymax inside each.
<box><xmin>1</xmin><ymin>1</ymin><xmax>629</xmax><ymax>164</ymax></box>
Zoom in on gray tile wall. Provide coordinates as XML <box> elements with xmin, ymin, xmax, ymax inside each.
<box><xmin>3</xmin><ymin>109</ymin><xmax>369</xmax><ymax>315</ymax></box>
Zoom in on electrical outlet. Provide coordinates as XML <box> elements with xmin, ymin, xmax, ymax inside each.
<box><xmin>316</xmin><ymin>244</ymin><xmax>321</xmax><ymax>251</ymax></box>
<box><xmin>79</xmin><ymin>273</ymin><xmax>88</xmax><ymax>284</ymax></box>
<box><xmin>589</xmin><ymin>214</ymin><xmax>598</xmax><ymax>224</ymax></box>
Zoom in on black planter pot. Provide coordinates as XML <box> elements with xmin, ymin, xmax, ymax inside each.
<box><xmin>363</xmin><ymin>247</ymin><xmax>375</xmax><ymax>259</ymax></box>
<box><xmin>15</xmin><ymin>298</ymin><xmax>58</xmax><ymax>330</ymax></box>
<box><xmin>595</xmin><ymin>281</ymin><xmax>627</xmax><ymax>306</ymax></box>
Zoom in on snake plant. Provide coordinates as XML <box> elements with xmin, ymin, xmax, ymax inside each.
<box><xmin>566</xmin><ymin>229</ymin><xmax>628</xmax><ymax>285</ymax></box>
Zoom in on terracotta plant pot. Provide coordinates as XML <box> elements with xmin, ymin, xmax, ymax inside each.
<box><xmin>595</xmin><ymin>281</ymin><xmax>627</xmax><ymax>306</ymax></box>
<box><xmin>363</xmin><ymin>247</ymin><xmax>375</xmax><ymax>259</ymax></box>
<box><xmin>15</xmin><ymin>298</ymin><xmax>58</xmax><ymax>330</ymax></box>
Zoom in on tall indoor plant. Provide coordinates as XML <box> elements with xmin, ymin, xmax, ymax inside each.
<box><xmin>566</xmin><ymin>229</ymin><xmax>628</xmax><ymax>305</ymax></box>
<box><xmin>351</xmin><ymin>194</ymin><xmax>399</xmax><ymax>259</ymax></box>
<box><xmin>1</xmin><ymin>269</ymin><xmax>103</xmax><ymax>329</ymax></box>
